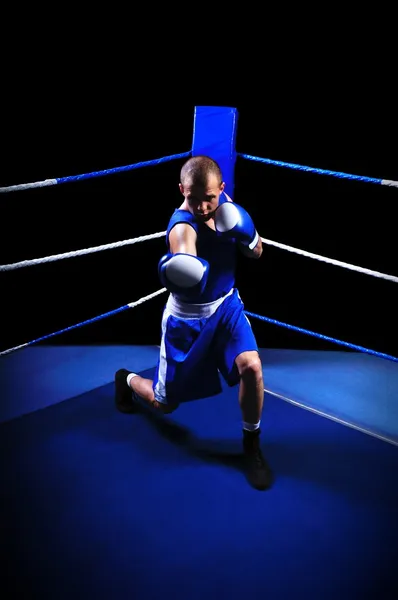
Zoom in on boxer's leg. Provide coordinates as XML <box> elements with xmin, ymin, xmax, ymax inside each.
<box><xmin>218</xmin><ymin>299</ymin><xmax>272</xmax><ymax>491</ymax></box>
<box><xmin>115</xmin><ymin>369</ymin><xmax>178</xmax><ymax>414</ymax></box>
<box><xmin>114</xmin><ymin>306</ymin><xmax>179</xmax><ymax>415</ymax></box>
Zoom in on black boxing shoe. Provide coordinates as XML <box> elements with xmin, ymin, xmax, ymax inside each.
<box><xmin>242</xmin><ymin>428</ymin><xmax>273</xmax><ymax>491</ymax></box>
<box><xmin>115</xmin><ymin>369</ymin><xmax>137</xmax><ymax>414</ymax></box>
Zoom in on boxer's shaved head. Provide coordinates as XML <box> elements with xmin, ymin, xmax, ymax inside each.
<box><xmin>180</xmin><ymin>156</ymin><xmax>223</xmax><ymax>187</ymax></box>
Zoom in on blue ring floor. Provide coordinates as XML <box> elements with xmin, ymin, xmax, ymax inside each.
<box><xmin>1</xmin><ymin>345</ymin><xmax>397</xmax><ymax>599</ymax></box>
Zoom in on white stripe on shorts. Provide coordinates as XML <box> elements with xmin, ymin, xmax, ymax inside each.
<box><xmin>153</xmin><ymin>289</ymin><xmax>234</xmax><ymax>403</ymax></box>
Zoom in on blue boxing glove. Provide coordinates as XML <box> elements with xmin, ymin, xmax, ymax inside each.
<box><xmin>214</xmin><ymin>202</ymin><xmax>259</xmax><ymax>250</ymax></box>
<box><xmin>158</xmin><ymin>253</ymin><xmax>209</xmax><ymax>300</ymax></box>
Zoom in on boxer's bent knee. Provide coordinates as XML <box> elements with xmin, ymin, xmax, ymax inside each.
<box><xmin>235</xmin><ymin>351</ymin><xmax>263</xmax><ymax>380</ymax></box>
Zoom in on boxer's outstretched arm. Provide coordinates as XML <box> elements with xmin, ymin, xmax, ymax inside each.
<box><xmin>168</xmin><ymin>222</ymin><xmax>198</xmax><ymax>255</ymax></box>
<box><xmin>158</xmin><ymin>223</ymin><xmax>209</xmax><ymax>298</ymax></box>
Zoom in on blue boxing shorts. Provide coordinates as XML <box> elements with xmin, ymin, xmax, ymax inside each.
<box><xmin>152</xmin><ymin>288</ymin><xmax>258</xmax><ymax>406</ymax></box>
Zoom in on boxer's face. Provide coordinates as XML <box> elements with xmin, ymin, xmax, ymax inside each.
<box><xmin>180</xmin><ymin>174</ymin><xmax>225</xmax><ymax>222</ymax></box>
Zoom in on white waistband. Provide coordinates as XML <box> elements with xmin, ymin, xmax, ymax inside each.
<box><xmin>166</xmin><ymin>288</ymin><xmax>234</xmax><ymax>319</ymax></box>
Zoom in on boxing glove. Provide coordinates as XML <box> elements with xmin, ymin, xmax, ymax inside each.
<box><xmin>214</xmin><ymin>202</ymin><xmax>259</xmax><ymax>249</ymax></box>
<box><xmin>158</xmin><ymin>253</ymin><xmax>209</xmax><ymax>299</ymax></box>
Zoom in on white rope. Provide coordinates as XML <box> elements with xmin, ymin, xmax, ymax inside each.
<box><xmin>0</xmin><ymin>231</ymin><xmax>167</xmax><ymax>272</ymax></box>
<box><xmin>261</xmin><ymin>237</ymin><xmax>398</xmax><ymax>283</ymax></box>
<box><xmin>0</xmin><ymin>341</ymin><xmax>29</xmax><ymax>356</ymax></box>
<box><xmin>382</xmin><ymin>179</ymin><xmax>398</xmax><ymax>188</ymax></box>
<box><xmin>127</xmin><ymin>287</ymin><xmax>167</xmax><ymax>308</ymax></box>
<box><xmin>0</xmin><ymin>178</ymin><xmax>58</xmax><ymax>193</ymax></box>
<box><xmin>1</xmin><ymin>228</ymin><xmax>396</xmax><ymax>284</ymax></box>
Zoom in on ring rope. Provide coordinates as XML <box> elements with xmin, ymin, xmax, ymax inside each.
<box><xmin>1</xmin><ymin>152</ymin><xmax>397</xmax><ymax>194</ymax></box>
<box><xmin>259</xmin><ymin>237</ymin><xmax>398</xmax><ymax>283</ymax></box>
<box><xmin>1</xmin><ymin>286</ymin><xmax>397</xmax><ymax>363</ymax></box>
<box><xmin>0</xmin><ymin>288</ymin><xmax>167</xmax><ymax>357</ymax></box>
<box><xmin>1</xmin><ymin>231</ymin><xmax>397</xmax><ymax>285</ymax></box>
<box><xmin>245</xmin><ymin>312</ymin><xmax>398</xmax><ymax>363</ymax></box>
<box><xmin>0</xmin><ymin>151</ymin><xmax>191</xmax><ymax>194</ymax></box>
<box><xmin>0</xmin><ymin>231</ymin><xmax>167</xmax><ymax>271</ymax></box>
<box><xmin>238</xmin><ymin>154</ymin><xmax>398</xmax><ymax>188</ymax></box>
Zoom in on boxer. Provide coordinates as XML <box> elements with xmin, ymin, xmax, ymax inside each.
<box><xmin>115</xmin><ymin>155</ymin><xmax>272</xmax><ymax>491</ymax></box>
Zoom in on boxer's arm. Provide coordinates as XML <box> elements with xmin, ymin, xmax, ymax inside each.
<box><xmin>238</xmin><ymin>234</ymin><xmax>263</xmax><ymax>259</ymax></box>
<box><xmin>158</xmin><ymin>223</ymin><xmax>209</xmax><ymax>298</ymax></box>
<box><xmin>168</xmin><ymin>222</ymin><xmax>198</xmax><ymax>255</ymax></box>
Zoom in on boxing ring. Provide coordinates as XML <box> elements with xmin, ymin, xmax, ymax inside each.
<box><xmin>1</xmin><ymin>106</ymin><xmax>397</xmax><ymax>599</ymax></box>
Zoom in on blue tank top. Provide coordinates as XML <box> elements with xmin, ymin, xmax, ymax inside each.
<box><xmin>165</xmin><ymin>193</ymin><xmax>237</xmax><ymax>303</ymax></box>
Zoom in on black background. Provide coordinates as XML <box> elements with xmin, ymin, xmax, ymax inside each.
<box><xmin>1</xmin><ymin>79</ymin><xmax>397</xmax><ymax>360</ymax></box>
<box><xmin>0</xmin><ymin>21</ymin><xmax>396</xmax><ymax>600</ymax></box>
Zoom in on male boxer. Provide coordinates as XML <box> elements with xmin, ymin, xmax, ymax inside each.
<box><xmin>115</xmin><ymin>155</ymin><xmax>272</xmax><ymax>490</ymax></box>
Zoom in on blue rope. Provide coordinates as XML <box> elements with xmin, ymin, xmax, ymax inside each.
<box><xmin>245</xmin><ymin>311</ymin><xmax>398</xmax><ymax>363</ymax></box>
<box><xmin>0</xmin><ymin>305</ymin><xmax>131</xmax><ymax>356</ymax></box>
<box><xmin>57</xmin><ymin>151</ymin><xmax>191</xmax><ymax>184</ymax></box>
<box><xmin>3</xmin><ymin>150</ymin><xmax>395</xmax><ymax>193</ymax></box>
<box><xmin>238</xmin><ymin>153</ymin><xmax>387</xmax><ymax>186</ymax></box>
<box><xmin>2</xmin><ymin>298</ymin><xmax>397</xmax><ymax>364</ymax></box>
